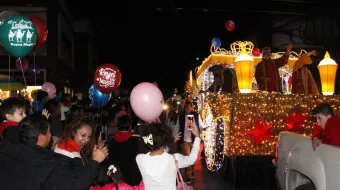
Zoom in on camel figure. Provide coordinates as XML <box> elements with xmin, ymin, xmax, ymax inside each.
<box><xmin>16</xmin><ymin>29</ymin><xmax>25</xmax><ymax>43</ymax></box>
<box><xmin>26</xmin><ymin>30</ymin><xmax>34</xmax><ymax>43</ymax></box>
<box><xmin>8</xmin><ymin>30</ymin><xmax>17</xmax><ymax>41</ymax></box>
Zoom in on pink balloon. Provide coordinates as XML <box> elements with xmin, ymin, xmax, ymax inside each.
<box><xmin>130</xmin><ymin>82</ymin><xmax>163</xmax><ymax>123</ymax></box>
<box><xmin>41</xmin><ymin>82</ymin><xmax>56</xmax><ymax>99</ymax></box>
<box><xmin>152</xmin><ymin>82</ymin><xmax>158</xmax><ymax>87</ymax></box>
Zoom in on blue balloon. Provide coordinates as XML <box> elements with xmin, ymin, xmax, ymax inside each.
<box><xmin>211</xmin><ymin>37</ymin><xmax>221</xmax><ymax>48</ymax></box>
<box><xmin>89</xmin><ymin>84</ymin><xmax>112</xmax><ymax>107</ymax></box>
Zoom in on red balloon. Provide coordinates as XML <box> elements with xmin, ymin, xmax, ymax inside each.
<box><xmin>225</xmin><ymin>20</ymin><xmax>235</xmax><ymax>31</ymax></box>
<box><xmin>15</xmin><ymin>58</ymin><xmax>29</xmax><ymax>72</ymax></box>
<box><xmin>94</xmin><ymin>63</ymin><xmax>122</xmax><ymax>93</ymax></box>
<box><xmin>30</xmin><ymin>16</ymin><xmax>48</xmax><ymax>49</ymax></box>
<box><xmin>252</xmin><ymin>48</ymin><xmax>261</xmax><ymax>56</ymax></box>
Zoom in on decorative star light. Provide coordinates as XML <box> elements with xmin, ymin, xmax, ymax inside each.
<box><xmin>285</xmin><ymin>110</ymin><xmax>308</xmax><ymax>132</ymax></box>
<box><xmin>247</xmin><ymin>120</ymin><xmax>273</xmax><ymax>144</ymax></box>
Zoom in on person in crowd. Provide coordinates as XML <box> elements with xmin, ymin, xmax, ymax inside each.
<box><xmin>166</xmin><ymin>105</ymin><xmax>180</xmax><ymax>153</ymax></box>
<box><xmin>23</xmin><ymin>99</ymin><xmax>32</xmax><ymax>116</ymax></box>
<box><xmin>0</xmin><ymin>114</ymin><xmax>109</xmax><ymax>190</ymax></box>
<box><xmin>175</xmin><ymin>100</ymin><xmax>206</xmax><ymax>183</ymax></box>
<box><xmin>312</xmin><ymin>102</ymin><xmax>340</xmax><ymax>149</ymax></box>
<box><xmin>106</xmin><ymin>113</ymin><xmax>118</xmax><ymax>144</ymax></box>
<box><xmin>90</xmin><ymin>162</ymin><xmax>144</xmax><ymax>190</ymax></box>
<box><xmin>44</xmin><ymin>99</ymin><xmax>62</xmax><ymax>149</ymax></box>
<box><xmin>54</xmin><ymin>118</ymin><xmax>102</xmax><ymax>165</ymax></box>
<box><xmin>0</xmin><ymin>97</ymin><xmax>26</xmax><ymax>143</ymax></box>
<box><xmin>60</xmin><ymin>93</ymin><xmax>73</xmax><ymax>126</ymax></box>
<box><xmin>32</xmin><ymin>90</ymin><xmax>48</xmax><ymax>113</ymax></box>
<box><xmin>109</xmin><ymin>115</ymin><xmax>143</xmax><ymax>186</ymax></box>
<box><xmin>136</xmin><ymin>122</ymin><xmax>200</xmax><ymax>189</ymax></box>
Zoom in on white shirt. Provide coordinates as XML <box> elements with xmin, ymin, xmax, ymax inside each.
<box><xmin>136</xmin><ymin>137</ymin><xmax>201</xmax><ymax>190</ymax></box>
<box><xmin>175</xmin><ymin>114</ymin><xmax>206</xmax><ymax>143</ymax></box>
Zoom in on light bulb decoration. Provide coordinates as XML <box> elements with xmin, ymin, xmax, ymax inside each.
<box><xmin>318</xmin><ymin>51</ymin><xmax>338</xmax><ymax>95</ymax></box>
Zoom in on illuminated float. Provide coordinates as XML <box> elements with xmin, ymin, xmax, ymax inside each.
<box><xmin>185</xmin><ymin>41</ymin><xmax>340</xmax><ymax>171</ymax></box>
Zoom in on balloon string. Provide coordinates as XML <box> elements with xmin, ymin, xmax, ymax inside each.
<box><xmin>34</xmin><ymin>52</ymin><xmax>36</xmax><ymax>86</ymax></box>
<box><xmin>19</xmin><ymin>59</ymin><xmax>27</xmax><ymax>88</ymax></box>
<box><xmin>19</xmin><ymin>58</ymin><xmax>27</xmax><ymax>109</ymax></box>
<box><xmin>8</xmin><ymin>55</ymin><xmax>10</xmax><ymax>92</ymax></box>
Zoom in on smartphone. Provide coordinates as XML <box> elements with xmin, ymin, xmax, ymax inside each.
<box><xmin>187</xmin><ymin>115</ymin><xmax>194</xmax><ymax>131</ymax></box>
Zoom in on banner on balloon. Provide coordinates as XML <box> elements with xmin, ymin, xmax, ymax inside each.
<box><xmin>0</xmin><ymin>10</ymin><xmax>47</xmax><ymax>56</ymax></box>
<box><xmin>94</xmin><ymin>63</ymin><xmax>122</xmax><ymax>93</ymax></box>
<box><xmin>0</xmin><ymin>15</ymin><xmax>37</xmax><ymax>57</ymax></box>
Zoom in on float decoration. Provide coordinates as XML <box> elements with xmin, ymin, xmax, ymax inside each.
<box><xmin>318</xmin><ymin>51</ymin><xmax>338</xmax><ymax>96</ymax></box>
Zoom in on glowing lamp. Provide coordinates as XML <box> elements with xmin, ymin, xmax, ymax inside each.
<box><xmin>234</xmin><ymin>47</ymin><xmax>255</xmax><ymax>93</ymax></box>
<box><xmin>318</xmin><ymin>51</ymin><xmax>338</xmax><ymax>95</ymax></box>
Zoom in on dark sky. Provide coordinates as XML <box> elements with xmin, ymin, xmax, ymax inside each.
<box><xmin>68</xmin><ymin>1</ymin><xmax>332</xmax><ymax>94</ymax></box>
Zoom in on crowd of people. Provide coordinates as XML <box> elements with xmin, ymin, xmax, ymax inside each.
<box><xmin>0</xmin><ymin>90</ymin><xmax>205</xmax><ymax>190</ymax></box>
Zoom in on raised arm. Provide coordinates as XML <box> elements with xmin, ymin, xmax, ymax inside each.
<box><xmin>274</xmin><ymin>43</ymin><xmax>293</xmax><ymax>68</ymax></box>
<box><xmin>174</xmin><ymin>137</ymin><xmax>200</xmax><ymax>168</ymax></box>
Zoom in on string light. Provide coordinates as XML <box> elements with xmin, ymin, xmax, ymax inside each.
<box><xmin>203</xmin><ymin>93</ymin><xmax>232</xmax><ymax>171</ymax></box>
<box><xmin>202</xmin><ymin>92</ymin><xmax>340</xmax><ymax>170</ymax></box>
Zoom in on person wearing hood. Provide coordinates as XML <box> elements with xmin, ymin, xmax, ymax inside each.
<box><xmin>109</xmin><ymin>115</ymin><xmax>144</xmax><ymax>186</ymax></box>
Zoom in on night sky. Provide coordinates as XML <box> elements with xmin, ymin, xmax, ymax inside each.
<box><xmin>68</xmin><ymin>1</ymin><xmax>335</xmax><ymax>94</ymax></box>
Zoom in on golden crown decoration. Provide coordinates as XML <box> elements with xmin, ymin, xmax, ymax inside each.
<box><xmin>230</xmin><ymin>41</ymin><xmax>254</xmax><ymax>54</ymax></box>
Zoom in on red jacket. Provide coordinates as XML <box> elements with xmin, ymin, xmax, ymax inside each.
<box><xmin>313</xmin><ymin>116</ymin><xmax>340</xmax><ymax>145</ymax></box>
<box><xmin>0</xmin><ymin>121</ymin><xmax>19</xmax><ymax>135</ymax></box>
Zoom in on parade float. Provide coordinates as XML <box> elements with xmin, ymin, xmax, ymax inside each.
<box><xmin>184</xmin><ymin>40</ymin><xmax>340</xmax><ymax>174</ymax></box>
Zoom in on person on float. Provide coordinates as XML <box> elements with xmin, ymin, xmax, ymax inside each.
<box><xmin>312</xmin><ymin>102</ymin><xmax>340</xmax><ymax>149</ymax></box>
<box><xmin>291</xmin><ymin>50</ymin><xmax>320</xmax><ymax>94</ymax></box>
<box><xmin>255</xmin><ymin>43</ymin><xmax>293</xmax><ymax>92</ymax></box>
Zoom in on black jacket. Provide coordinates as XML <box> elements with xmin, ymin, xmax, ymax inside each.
<box><xmin>0</xmin><ymin>143</ymin><xmax>99</xmax><ymax>190</ymax></box>
<box><xmin>109</xmin><ymin>133</ymin><xmax>144</xmax><ymax>186</ymax></box>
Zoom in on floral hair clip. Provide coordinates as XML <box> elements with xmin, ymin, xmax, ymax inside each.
<box><xmin>107</xmin><ymin>165</ymin><xmax>117</xmax><ymax>176</ymax></box>
<box><xmin>142</xmin><ymin>134</ymin><xmax>153</xmax><ymax>145</ymax></box>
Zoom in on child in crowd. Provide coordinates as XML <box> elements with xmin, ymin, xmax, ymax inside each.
<box><xmin>90</xmin><ymin>162</ymin><xmax>144</xmax><ymax>190</ymax></box>
<box><xmin>0</xmin><ymin>98</ymin><xmax>26</xmax><ymax>143</ymax></box>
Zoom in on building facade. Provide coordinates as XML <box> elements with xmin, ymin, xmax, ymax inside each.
<box><xmin>0</xmin><ymin>0</ymin><xmax>98</xmax><ymax>95</ymax></box>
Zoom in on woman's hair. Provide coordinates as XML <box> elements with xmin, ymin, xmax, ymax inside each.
<box><xmin>143</xmin><ymin>122</ymin><xmax>174</xmax><ymax>151</ymax></box>
<box><xmin>92</xmin><ymin>161</ymin><xmax>122</xmax><ymax>190</ymax></box>
<box><xmin>59</xmin><ymin>118</ymin><xmax>96</xmax><ymax>163</ymax></box>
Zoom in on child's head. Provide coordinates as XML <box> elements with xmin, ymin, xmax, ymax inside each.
<box><xmin>142</xmin><ymin>122</ymin><xmax>173</xmax><ymax>151</ymax></box>
<box><xmin>312</xmin><ymin>102</ymin><xmax>334</xmax><ymax>129</ymax></box>
<box><xmin>1</xmin><ymin>97</ymin><xmax>26</xmax><ymax>123</ymax></box>
<box><xmin>93</xmin><ymin>162</ymin><xmax>122</xmax><ymax>189</ymax></box>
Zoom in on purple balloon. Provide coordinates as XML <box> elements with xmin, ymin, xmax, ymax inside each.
<box><xmin>130</xmin><ymin>82</ymin><xmax>163</xmax><ymax>123</ymax></box>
